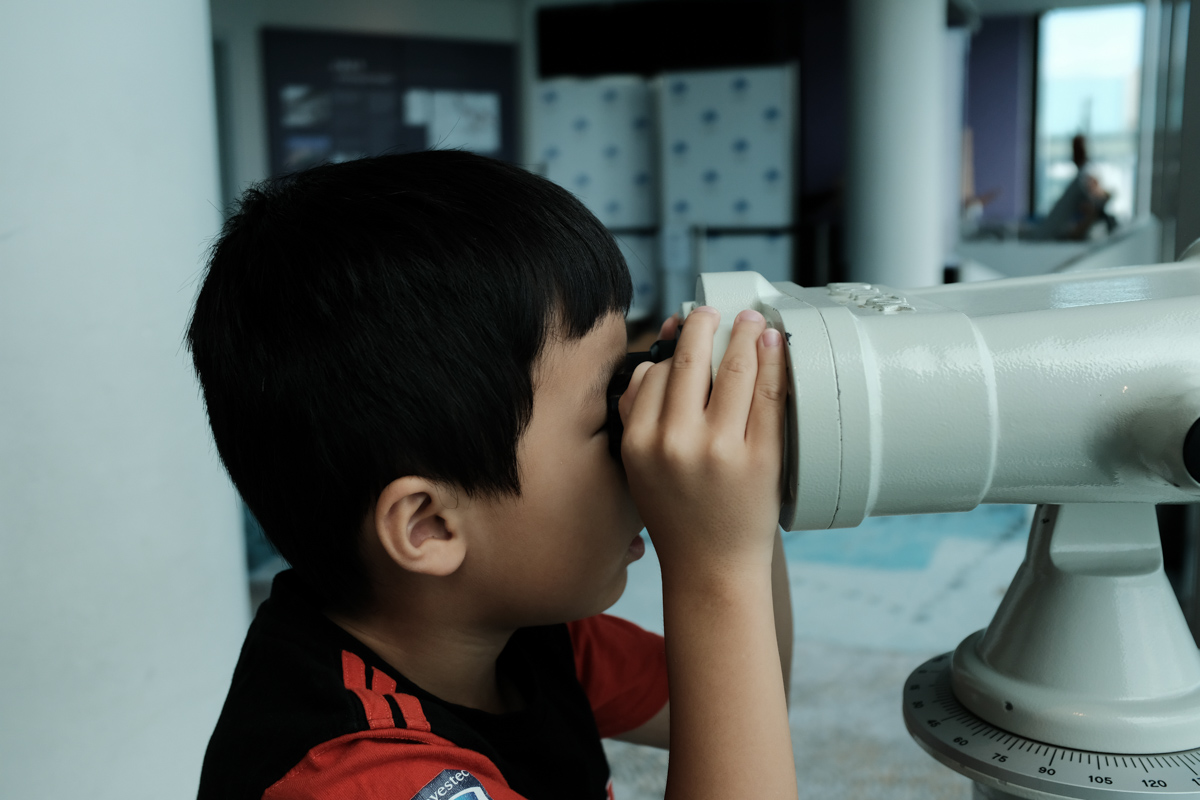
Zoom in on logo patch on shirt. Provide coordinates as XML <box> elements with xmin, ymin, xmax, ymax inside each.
<box><xmin>411</xmin><ymin>769</ymin><xmax>495</xmax><ymax>800</ymax></box>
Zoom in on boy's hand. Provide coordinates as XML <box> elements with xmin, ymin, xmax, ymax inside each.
<box><xmin>617</xmin><ymin>306</ymin><xmax>797</xmax><ymax>800</ymax></box>
<box><xmin>618</xmin><ymin>306</ymin><xmax>786</xmax><ymax>578</ymax></box>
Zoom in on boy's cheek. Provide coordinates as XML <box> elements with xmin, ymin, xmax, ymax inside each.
<box><xmin>607</xmin><ymin>469</ymin><xmax>642</xmax><ymax>528</ymax></box>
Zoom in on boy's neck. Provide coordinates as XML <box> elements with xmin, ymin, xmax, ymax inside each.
<box><xmin>326</xmin><ymin>605</ymin><xmax>522</xmax><ymax>715</ymax></box>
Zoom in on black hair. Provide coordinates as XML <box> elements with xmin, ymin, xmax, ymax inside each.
<box><xmin>187</xmin><ymin>150</ymin><xmax>631</xmax><ymax>611</ymax></box>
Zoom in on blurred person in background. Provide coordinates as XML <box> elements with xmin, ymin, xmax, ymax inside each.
<box><xmin>1035</xmin><ymin>134</ymin><xmax>1117</xmax><ymax>241</ymax></box>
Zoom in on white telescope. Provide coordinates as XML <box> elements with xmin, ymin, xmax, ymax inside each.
<box><xmin>687</xmin><ymin>258</ymin><xmax>1200</xmax><ymax>799</ymax></box>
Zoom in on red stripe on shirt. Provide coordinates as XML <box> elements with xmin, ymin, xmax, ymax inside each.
<box><xmin>370</xmin><ymin>668</ymin><xmax>397</xmax><ymax>694</ymax></box>
<box><xmin>341</xmin><ymin>651</ymin><xmax>396</xmax><ymax>730</ymax></box>
<box><xmin>345</xmin><ymin>651</ymin><xmax>432</xmax><ymax>732</ymax></box>
<box><xmin>391</xmin><ymin>692</ymin><xmax>432</xmax><ymax>732</ymax></box>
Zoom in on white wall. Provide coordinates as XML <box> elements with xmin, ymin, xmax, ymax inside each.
<box><xmin>210</xmin><ymin>0</ymin><xmax>521</xmax><ymax>203</ymax></box>
<box><xmin>0</xmin><ymin>1</ymin><xmax>248</xmax><ymax>798</ymax></box>
<box><xmin>957</xmin><ymin>217</ymin><xmax>1163</xmax><ymax>279</ymax></box>
<box><xmin>1058</xmin><ymin>216</ymin><xmax>1164</xmax><ymax>272</ymax></box>
<box><xmin>957</xmin><ymin>240</ymin><xmax>1092</xmax><ymax>278</ymax></box>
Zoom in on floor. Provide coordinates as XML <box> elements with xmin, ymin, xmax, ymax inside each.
<box><xmin>603</xmin><ymin>504</ymin><xmax>1035</xmax><ymax>800</ymax></box>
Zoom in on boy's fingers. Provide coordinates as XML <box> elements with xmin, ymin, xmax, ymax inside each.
<box><xmin>621</xmin><ymin>360</ymin><xmax>671</xmax><ymax>464</ymax></box>
<box><xmin>747</xmin><ymin>327</ymin><xmax>788</xmax><ymax>450</ymax></box>
<box><xmin>661</xmin><ymin>307</ymin><xmax>719</xmax><ymax>423</ymax></box>
<box><xmin>707</xmin><ymin>309</ymin><xmax>768</xmax><ymax>433</ymax></box>
<box><xmin>658</xmin><ymin>313</ymin><xmax>681</xmax><ymax>341</ymax></box>
<box><xmin>618</xmin><ymin>361</ymin><xmax>655</xmax><ymax>424</ymax></box>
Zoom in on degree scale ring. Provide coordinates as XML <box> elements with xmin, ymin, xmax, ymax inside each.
<box><xmin>904</xmin><ymin>655</ymin><xmax>1200</xmax><ymax>799</ymax></box>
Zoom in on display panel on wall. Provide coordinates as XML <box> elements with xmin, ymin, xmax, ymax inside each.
<box><xmin>659</xmin><ymin>66</ymin><xmax>795</xmax><ymax>228</ymax></box>
<box><xmin>262</xmin><ymin>28</ymin><xmax>517</xmax><ymax>175</ymax></box>
<box><xmin>531</xmin><ymin>75</ymin><xmax>658</xmax><ymax>229</ymax></box>
<box><xmin>700</xmin><ymin>232</ymin><xmax>792</xmax><ymax>284</ymax></box>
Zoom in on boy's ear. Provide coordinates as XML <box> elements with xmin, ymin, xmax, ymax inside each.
<box><xmin>372</xmin><ymin>477</ymin><xmax>467</xmax><ymax>577</ymax></box>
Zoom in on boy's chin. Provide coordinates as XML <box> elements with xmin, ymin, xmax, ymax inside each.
<box><xmin>593</xmin><ymin>569</ymin><xmax>630</xmax><ymax>616</ymax></box>
<box><xmin>552</xmin><ymin>572</ymin><xmax>631</xmax><ymax>624</ymax></box>
<box><xmin>516</xmin><ymin>565</ymin><xmax>634</xmax><ymax>626</ymax></box>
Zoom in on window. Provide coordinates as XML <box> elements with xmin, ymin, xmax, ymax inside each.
<box><xmin>1034</xmin><ymin>4</ymin><xmax>1145</xmax><ymax>222</ymax></box>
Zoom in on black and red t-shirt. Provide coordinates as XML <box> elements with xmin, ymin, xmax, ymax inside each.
<box><xmin>198</xmin><ymin>571</ymin><xmax>668</xmax><ymax>800</ymax></box>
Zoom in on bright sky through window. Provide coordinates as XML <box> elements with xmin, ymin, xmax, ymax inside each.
<box><xmin>1042</xmin><ymin>5</ymin><xmax>1144</xmax><ymax>79</ymax></box>
<box><xmin>1035</xmin><ymin>3</ymin><xmax>1144</xmax><ymax>219</ymax></box>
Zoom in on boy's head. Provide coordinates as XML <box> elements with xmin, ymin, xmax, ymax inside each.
<box><xmin>187</xmin><ymin>150</ymin><xmax>634</xmax><ymax>613</ymax></box>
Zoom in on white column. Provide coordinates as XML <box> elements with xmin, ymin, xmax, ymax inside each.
<box><xmin>0</xmin><ymin>2</ymin><xmax>248</xmax><ymax>799</ymax></box>
<box><xmin>847</xmin><ymin>0</ymin><xmax>946</xmax><ymax>288</ymax></box>
<box><xmin>941</xmin><ymin>28</ymin><xmax>970</xmax><ymax>269</ymax></box>
<box><xmin>1136</xmin><ymin>0</ymin><xmax>1162</xmax><ymax>225</ymax></box>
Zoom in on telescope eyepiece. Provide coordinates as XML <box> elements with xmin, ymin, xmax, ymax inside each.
<box><xmin>604</xmin><ymin>338</ymin><xmax>677</xmax><ymax>461</ymax></box>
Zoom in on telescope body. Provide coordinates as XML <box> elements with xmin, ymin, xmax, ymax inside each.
<box><xmin>688</xmin><ymin>262</ymin><xmax>1200</xmax><ymax>531</ymax></box>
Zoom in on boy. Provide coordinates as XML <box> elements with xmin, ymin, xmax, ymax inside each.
<box><xmin>191</xmin><ymin>150</ymin><xmax>796</xmax><ymax>799</ymax></box>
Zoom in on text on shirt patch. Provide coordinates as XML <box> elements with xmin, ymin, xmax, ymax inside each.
<box><xmin>412</xmin><ymin>769</ymin><xmax>495</xmax><ymax>800</ymax></box>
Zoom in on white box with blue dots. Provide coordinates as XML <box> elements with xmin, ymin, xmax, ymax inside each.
<box><xmin>530</xmin><ymin>75</ymin><xmax>658</xmax><ymax>229</ymax></box>
<box><xmin>657</xmin><ymin>65</ymin><xmax>795</xmax><ymax>228</ymax></box>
